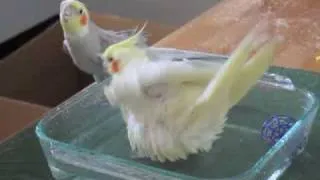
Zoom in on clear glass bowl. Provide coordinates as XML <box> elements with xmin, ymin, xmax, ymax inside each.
<box><xmin>35</xmin><ymin>53</ymin><xmax>319</xmax><ymax>180</ymax></box>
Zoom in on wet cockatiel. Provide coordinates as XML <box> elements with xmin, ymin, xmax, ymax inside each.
<box><xmin>59</xmin><ymin>0</ymin><xmax>147</xmax><ymax>82</ymax></box>
<box><xmin>100</xmin><ymin>24</ymin><xmax>282</xmax><ymax>162</ymax></box>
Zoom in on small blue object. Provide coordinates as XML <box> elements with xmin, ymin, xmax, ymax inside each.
<box><xmin>261</xmin><ymin>115</ymin><xmax>296</xmax><ymax>145</ymax></box>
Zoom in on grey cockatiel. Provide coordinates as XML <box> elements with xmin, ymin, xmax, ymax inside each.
<box><xmin>99</xmin><ymin>23</ymin><xmax>283</xmax><ymax>162</ymax></box>
<box><xmin>59</xmin><ymin>0</ymin><xmax>147</xmax><ymax>82</ymax></box>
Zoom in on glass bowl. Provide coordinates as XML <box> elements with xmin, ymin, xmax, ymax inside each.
<box><xmin>35</xmin><ymin>53</ymin><xmax>319</xmax><ymax>180</ymax></box>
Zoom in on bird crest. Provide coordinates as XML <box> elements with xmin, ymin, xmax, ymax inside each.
<box><xmin>60</xmin><ymin>0</ymin><xmax>85</xmax><ymax>11</ymax></box>
<box><xmin>108</xmin><ymin>22</ymin><xmax>148</xmax><ymax>52</ymax></box>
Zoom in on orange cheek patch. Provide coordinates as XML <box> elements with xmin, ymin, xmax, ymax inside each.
<box><xmin>80</xmin><ymin>15</ymin><xmax>88</xmax><ymax>26</ymax></box>
<box><xmin>111</xmin><ymin>61</ymin><xmax>120</xmax><ymax>73</ymax></box>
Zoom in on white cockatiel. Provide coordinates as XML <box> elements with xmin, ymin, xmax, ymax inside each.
<box><xmin>59</xmin><ymin>0</ymin><xmax>148</xmax><ymax>82</ymax></box>
<box><xmin>100</xmin><ymin>23</ymin><xmax>282</xmax><ymax>162</ymax></box>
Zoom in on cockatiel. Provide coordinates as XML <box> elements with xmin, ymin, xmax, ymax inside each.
<box><xmin>100</xmin><ymin>23</ymin><xmax>282</xmax><ymax>162</ymax></box>
<box><xmin>59</xmin><ymin>0</ymin><xmax>148</xmax><ymax>82</ymax></box>
<box><xmin>59</xmin><ymin>0</ymin><xmax>230</xmax><ymax>82</ymax></box>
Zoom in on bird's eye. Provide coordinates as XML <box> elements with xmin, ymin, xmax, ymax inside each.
<box><xmin>108</xmin><ymin>57</ymin><xmax>113</xmax><ymax>62</ymax></box>
<box><xmin>79</xmin><ymin>9</ymin><xmax>83</xmax><ymax>14</ymax></box>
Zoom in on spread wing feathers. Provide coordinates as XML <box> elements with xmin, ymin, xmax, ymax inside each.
<box><xmin>178</xmin><ymin>26</ymin><xmax>282</xmax><ymax>151</ymax></box>
<box><xmin>137</xmin><ymin>60</ymin><xmax>223</xmax><ymax>89</ymax></box>
<box><xmin>229</xmin><ymin>37</ymin><xmax>281</xmax><ymax>107</ymax></box>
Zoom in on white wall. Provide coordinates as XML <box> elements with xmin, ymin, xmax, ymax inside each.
<box><xmin>0</xmin><ymin>0</ymin><xmax>58</xmax><ymax>43</ymax></box>
<box><xmin>0</xmin><ymin>0</ymin><xmax>220</xmax><ymax>43</ymax></box>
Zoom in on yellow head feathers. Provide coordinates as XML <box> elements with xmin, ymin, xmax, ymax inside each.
<box><xmin>103</xmin><ymin>23</ymin><xmax>148</xmax><ymax>57</ymax></box>
<box><xmin>100</xmin><ymin>23</ymin><xmax>149</xmax><ymax>74</ymax></box>
<box><xmin>59</xmin><ymin>0</ymin><xmax>90</xmax><ymax>35</ymax></box>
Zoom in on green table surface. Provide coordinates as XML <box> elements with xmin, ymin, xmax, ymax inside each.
<box><xmin>0</xmin><ymin>67</ymin><xmax>319</xmax><ymax>180</ymax></box>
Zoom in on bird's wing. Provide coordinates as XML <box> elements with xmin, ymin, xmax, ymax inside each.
<box><xmin>175</xmin><ymin>30</ymin><xmax>257</xmax><ymax>135</ymax></box>
<box><xmin>146</xmin><ymin>47</ymin><xmax>228</xmax><ymax>62</ymax></box>
<box><xmin>133</xmin><ymin>48</ymin><xmax>229</xmax><ymax>95</ymax></box>
<box><xmin>228</xmin><ymin>38</ymin><xmax>279</xmax><ymax>107</ymax></box>
<box><xmin>137</xmin><ymin>60</ymin><xmax>222</xmax><ymax>89</ymax></box>
<box><xmin>182</xmin><ymin>29</ymin><xmax>281</xmax><ymax>130</ymax></box>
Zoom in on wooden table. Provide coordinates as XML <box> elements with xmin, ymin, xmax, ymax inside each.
<box><xmin>0</xmin><ymin>97</ymin><xmax>49</xmax><ymax>141</ymax></box>
<box><xmin>155</xmin><ymin>0</ymin><xmax>320</xmax><ymax>73</ymax></box>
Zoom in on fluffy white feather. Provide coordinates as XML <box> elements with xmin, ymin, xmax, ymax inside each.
<box><xmin>101</xmin><ymin>22</ymin><xmax>283</xmax><ymax>162</ymax></box>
